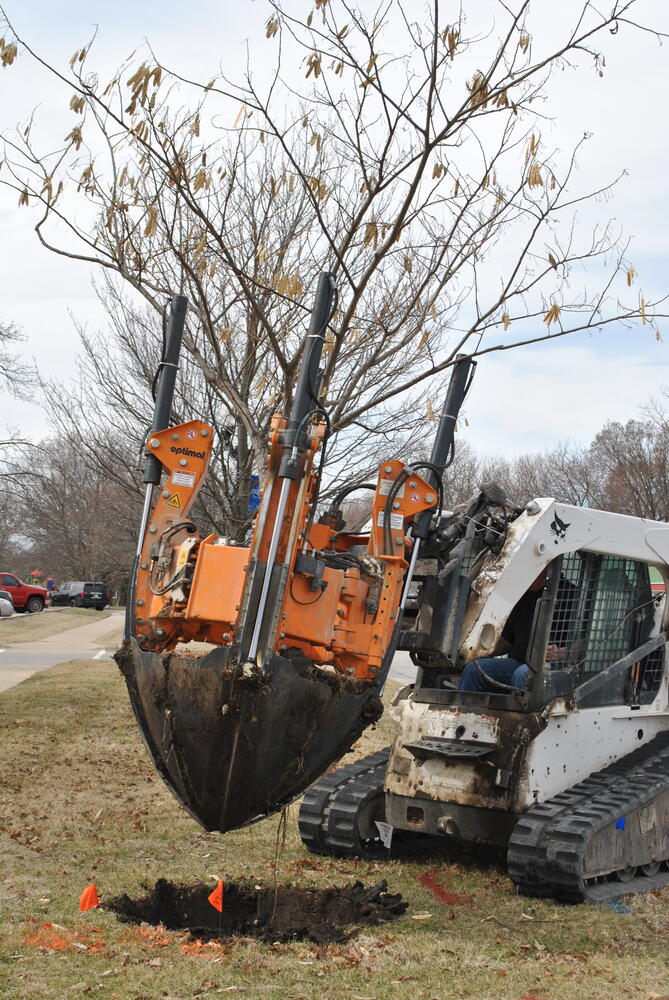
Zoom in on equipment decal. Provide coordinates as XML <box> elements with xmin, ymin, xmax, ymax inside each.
<box><xmin>376</xmin><ymin>509</ymin><xmax>404</xmax><ymax>530</ymax></box>
<box><xmin>379</xmin><ymin>478</ymin><xmax>405</xmax><ymax>498</ymax></box>
<box><xmin>166</xmin><ymin>493</ymin><xmax>181</xmax><ymax>509</ymax></box>
<box><xmin>173</xmin><ymin>470</ymin><xmax>195</xmax><ymax>487</ymax></box>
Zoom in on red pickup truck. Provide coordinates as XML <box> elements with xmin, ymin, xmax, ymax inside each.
<box><xmin>0</xmin><ymin>573</ymin><xmax>49</xmax><ymax>613</ymax></box>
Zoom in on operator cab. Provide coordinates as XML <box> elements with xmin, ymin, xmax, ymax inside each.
<box><xmin>400</xmin><ymin>497</ymin><xmax>667</xmax><ymax>716</ymax></box>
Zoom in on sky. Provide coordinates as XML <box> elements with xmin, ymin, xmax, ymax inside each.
<box><xmin>1</xmin><ymin>0</ymin><xmax>668</xmax><ymax>459</ymax></box>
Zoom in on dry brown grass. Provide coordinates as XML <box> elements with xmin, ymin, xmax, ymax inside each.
<box><xmin>0</xmin><ymin>657</ymin><xmax>667</xmax><ymax>1000</ymax></box>
<box><xmin>0</xmin><ymin>608</ymin><xmax>112</xmax><ymax>645</ymax></box>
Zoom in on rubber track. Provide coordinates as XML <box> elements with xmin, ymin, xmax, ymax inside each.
<box><xmin>508</xmin><ymin>731</ymin><xmax>669</xmax><ymax>902</ymax></box>
<box><xmin>299</xmin><ymin>748</ymin><xmax>391</xmax><ymax>856</ymax></box>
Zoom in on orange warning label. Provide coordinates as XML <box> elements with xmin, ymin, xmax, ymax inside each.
<box><xmin>166</xmin><ymin>493</ymin><xmax>181</xmax><ymax>509</ymax></box>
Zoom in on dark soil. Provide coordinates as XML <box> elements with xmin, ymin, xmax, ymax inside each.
<box><xmin>107</xmin><ymin>878</ymin><xmax>407</xmax><ymax>944</ymax></box>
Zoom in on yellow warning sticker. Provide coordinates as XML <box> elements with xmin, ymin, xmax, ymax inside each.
<box><xmin>166</xmin><ymin>493</ymin><xmax>181</xmax><ymax>509</ymax></box>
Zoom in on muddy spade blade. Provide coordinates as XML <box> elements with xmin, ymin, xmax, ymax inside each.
<box><xmin>115</xmin><ymin>639</ymin><xmax>382</xmax><ymax>832</ymax></box>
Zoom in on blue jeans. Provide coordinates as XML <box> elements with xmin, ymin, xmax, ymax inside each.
<box><xmin>458</xmin><ymin>657</ymin><xmax>529</xmax><ymax>693</ymax></box>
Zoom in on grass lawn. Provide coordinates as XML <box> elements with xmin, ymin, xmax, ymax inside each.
<box><xmin>0</xmin><ymin>657</ymin><xmax>666</xmax><ymax>1000</ymax></box>
<box><xmin>0</xmin><ymin>609</ymin><xmax>112</xmax><ymax>645</ymax></box>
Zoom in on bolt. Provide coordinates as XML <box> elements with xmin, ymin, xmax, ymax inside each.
<box><xmin>393</xmin><ymin>500</ymin><xmax>401</xmax><ymax>509</ymax></box>
<box><xmin>149</xmin><ymin>525</ymin><xmax>157</xmax><ymax>534</ymax></box>
<box><xmin>171</xmin><ymin>433</ymin><xmax>179</xmax><ymax>441</ymax></box>
<box><xmin>136</xmin><ymin>598</ymin><xmax>145</xmax><ymax>606</ymax></box>
<box><xmin>149</xmin><ymin>438</ymin><xmax>160</xmax><ymax>448</ymax></box>
<box><xmin>136</xmin><ymin>616</ymin><xmax>144</xmax><ymax>624</ymax></box>
<box><xmin>201</xmin><ymin>428</ymin><xmax>209</xmax><ymax>437</ymax></box>
<box><xmin>162</xmin><ymin>489</ymin><xmax>170</xmax><ymax>498</ymax></box>
<box><xmin>155</xmin><ymin>628</ymin><xmax>166</xmax><ymax>637</ymax></box>
<box><xmin>346</xmin><ymin>666</ymin><xmax>355</xmax><ymax>675</ymax></box>
<box><xmin>235</xmin><ymin>604</ymin><xmax>240</xmax><ymax>611</ymax></box>
<box><xmin>140</xmin><ymin>561</ymin><xmax>148</xmax><ymax>569</ymax></box>
<box><xmin>179</xmin><ymin>458</ymin><xmax>188</xmax><ymax>467</ymax></box>
<box><xmin>279</xmin><ymin>632</ymin><xmax>285</xmax><ymax>639</ymax></box>
<box><xmin>425</xmin><ymin>493</ymin><xmax>436</xmax><ymax>503</ymax></box>
<box><xmin>384</xmin><ymin>465</ymin><xmax>393</xmax><ymax>474</ymax></box>
<box><xmin>395</xmin><ymin>535</ymin><xmax>403</xmax><ymax>546</ymax></box>
<box><xmin>409</xmin><ymin>480</ymin><xmax>417</xmax><ymax>488</ymax></box>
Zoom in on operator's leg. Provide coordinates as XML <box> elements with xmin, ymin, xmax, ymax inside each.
<box><xmin>510</xmin><ymin>663</ymin><xmax>530</xmax><ymax>691</ymax></box>
<box><xmin>459</xmin><ymin>657</ymin><xmax>523</xmax><ymax>692</ymax></box>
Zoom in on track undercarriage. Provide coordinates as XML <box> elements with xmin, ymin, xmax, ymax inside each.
<box><xmin>299</xmin><ymin>734</ymin><xmax>669</xmax><ymax>902</ymax></box>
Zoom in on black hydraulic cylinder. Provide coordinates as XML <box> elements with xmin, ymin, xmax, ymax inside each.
<box><xmin>279</xmin><ymin>271</ymin><xmax>336</xmax><ymax>479</ymax></box>
<box><xmin>143</xmin><ymin>295</ymin><xmax>188</xmax><ymax>484</ymax></box>
<box><xmin>412</xmin><ymin>354</ymin><xmax>475</xmax><ymax>540</ymax></box>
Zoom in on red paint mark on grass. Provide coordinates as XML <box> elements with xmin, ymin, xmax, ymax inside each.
<box><xmin>417</xmin><ymin>871</ymin><xmax>469</xmax><ymax>906</ymax></box>
<box><xmin>24</xmin><ymin>921</ymin><xmax>105</xmax><ymax>952</ymax></box>
<box><xmin>180</xmin><ymin>938</ymin><xmax>234</xmax><ymax>958</ymax></box>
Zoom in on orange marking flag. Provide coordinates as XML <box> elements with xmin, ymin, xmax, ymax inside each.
<box><xmin>208</xmin><ymin>879</ymin><xmax>224</xmax><ymax>912</ymax></box>
<box><xmin>79</xmin><ymin>883</ymin><xmax>100</xmax><ymax>911</ymax></box>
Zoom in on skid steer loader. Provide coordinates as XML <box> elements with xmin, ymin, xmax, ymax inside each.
<box><xmin>118</xmin><ymin>273</ymin><xmax>669</xmax><ymax>902</ymax></box>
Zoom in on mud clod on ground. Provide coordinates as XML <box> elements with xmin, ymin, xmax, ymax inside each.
<box><xmin>107</xmin><ymin>878</ymin><xmax>407</xmax><ymax>944</ymax></box>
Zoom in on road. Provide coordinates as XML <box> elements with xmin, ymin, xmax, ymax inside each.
<box><xmin>0</xmin><ymin>611</ymin><xmax>124</xmax><ymax>693</ymax></box>
<box><xmin>0</xmin><ymin>609</ymin><xmax>416</xmax><ymax>694</ymax></box>
<box><xmin>389</xmin><ymin>650</ymin><xmax>417</xmax><ymax>686</ymax></box>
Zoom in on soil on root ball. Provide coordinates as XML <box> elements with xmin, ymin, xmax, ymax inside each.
<box><xmin>107</xmin><ymin>878</ymin><xmax>407</xmax><ymax>945</ymax></box>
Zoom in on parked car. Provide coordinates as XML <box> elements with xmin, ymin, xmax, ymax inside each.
<box><xmin>0</xmin><ymin>588</ymin><xmax>14</xmax><ymax>617</ymax></box>
<box><xmin>50</xmin><ymin>581</ymin><xmax>110</xmax><ymax>610</ymax></box>
<box><xmin>0</xmin><ymin>573</ymin><xmax>49</xmax><ymax>613</ymax></box>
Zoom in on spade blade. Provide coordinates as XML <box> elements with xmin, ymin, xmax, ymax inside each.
<box><xmin>115</xmin><ymin>639</ymin><xmax>382</xmax><ymax>832</ymax></box>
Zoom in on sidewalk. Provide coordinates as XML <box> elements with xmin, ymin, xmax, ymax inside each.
<box><xmin>0</xmin><ymin>611</ymin><xmax>124</xmax><ymax>693</ymax></box>
<box><xmin>0</xmin><ymin>609</ymin><xmax>415</xmax><ymax>695</ymax></box>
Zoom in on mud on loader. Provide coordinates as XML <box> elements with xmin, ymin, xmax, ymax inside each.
<box><xmin>117</xmin><ymin>273</ymin><xmax>669</xmax><ymax>904</ymax></box>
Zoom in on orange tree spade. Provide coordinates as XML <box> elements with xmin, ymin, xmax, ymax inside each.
<box><xmin>0</xmin><ymin>1</ymin><xmax>667</xmax><ymax>538</ymax></box>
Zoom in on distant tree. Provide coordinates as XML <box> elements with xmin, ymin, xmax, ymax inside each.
<box><xmin>592</xmin><ymin>416</ymin><xmax>669</xmax><ymax>521</ymax></box>
<box><xmin>3</xmin><ymin>436</ymin><xmax>140</xmax><ymax>589</ymax></box>
<box><xmin>0</xmin><ymin>492</ymin><xmax>22</xmax><ymax>567</ymax></box>
<box><xmin>496</xmin><ymin>441</ymin><xmax>606</xmax><ymax>509</ymax></box>
<box><xmin>0</xmin><ymin>320</ymin><xmax>35</xmax><ymax>403</ymax></box>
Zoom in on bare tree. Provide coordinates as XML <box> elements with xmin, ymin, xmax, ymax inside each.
<box><xmin>3</xmin><ymin>435</ymin><xmax>140</xmax><ymax>588</ymax></box>
<box><xmin>0</xmin><ymin>320</ymin><xmax>35</xmax><ymax>402</ymax></box>
<box><xmin>0</xmin><ymin>2</ymin><xmax>666</xmax><ymax>537</ymax></box>
<box><xmin>495</xmin><ymin>441</ymin><xmax>606</xmax><ymax>508</ymax></box>
<box><xmin>0</xmin><ymin>488</ymin><xmax>22</xmax><ymax>566</ymax></box>
<box><xmin>591</xmin><ymin>416</ymin><xmax>669</xmax><ymax>521</ymax></box>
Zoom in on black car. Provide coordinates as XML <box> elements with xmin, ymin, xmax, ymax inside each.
<box><xmin>51</xmin><ymin>581</ymin><xmax>110</xmax><ymax>610</ymax></box>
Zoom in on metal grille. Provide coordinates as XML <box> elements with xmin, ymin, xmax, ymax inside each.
<box><xmin>548</xmin><ymin>552</ymin><xmax>662</xmax><ymax>705</ymax></box>
<box><xmin>627</xmin><ymin>645</ymin><xmax>664</xmax><ymax>705</ymax></box>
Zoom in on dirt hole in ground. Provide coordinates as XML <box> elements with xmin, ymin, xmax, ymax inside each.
<box><xmin>107</xmin><ymin>878</ymin><xmax>407</xmax><ymax>945</ymax></box>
